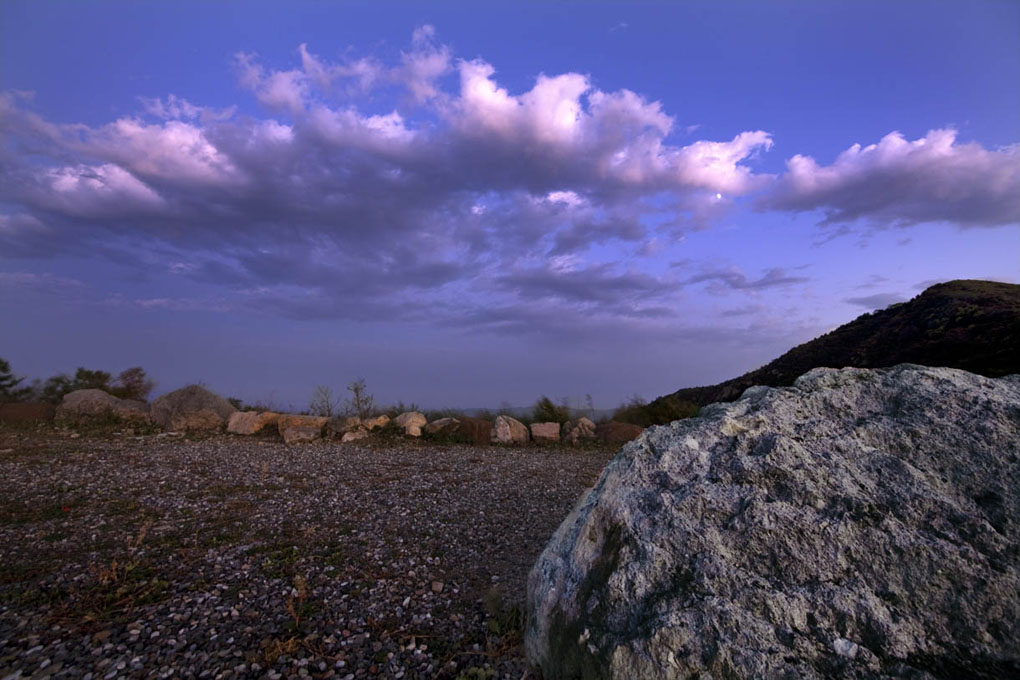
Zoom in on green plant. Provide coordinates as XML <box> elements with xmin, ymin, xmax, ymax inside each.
<box><xmin>531</xmin><ymin>395</ymin><xmax>570</xmax><ymax>424</ymax></box>
<box><xmin>0</xmin><ymin>357</ymin><xmax>31</xmax><ymax>402</ymax></box>
<box><xmin>613</xmin><ymin>393</ymin><xmax>699</xmax><ymax>427</ymax></box>
<box><xmin>109</xmin><ymin>367</ymin><xmax>155</xmax><ymax>401</ymax></box>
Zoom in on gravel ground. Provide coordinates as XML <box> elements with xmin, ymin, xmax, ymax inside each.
<box><xmin>0</xmin><ymin>428</ymin><xmax>616</xmax><ymax>679</ymax></box>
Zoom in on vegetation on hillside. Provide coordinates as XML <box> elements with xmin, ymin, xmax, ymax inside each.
<box><xmin>632</xmin><ymin>279</ymin><xmax>1020</xmax><ymax>426</ymax></box>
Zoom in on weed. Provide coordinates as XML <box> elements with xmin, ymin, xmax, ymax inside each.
<box><xmin>257</xmin><ymin>636</ymin><xmax>300</xmax><ymax>666</ymax></box>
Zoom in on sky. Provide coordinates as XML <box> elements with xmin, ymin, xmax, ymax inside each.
<box><xmin>1</xmin><ymin>0</ymin><xmax>1018</xmax><ymax>411</ymax></box>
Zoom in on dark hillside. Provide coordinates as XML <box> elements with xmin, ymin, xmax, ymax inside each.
<box><xmin>638</xmin><ymin>280</ymin><xmax>1020</xmax><ymax>424</ymax></box>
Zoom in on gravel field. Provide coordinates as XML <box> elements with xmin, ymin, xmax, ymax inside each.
<box><xmin>0</xmin><ymin>429</ymin><xmax>616</xmax><ymax>679</ymax></box>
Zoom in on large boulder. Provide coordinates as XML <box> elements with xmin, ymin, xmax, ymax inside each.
<box><xmin>277</xmin><ymin>415</ymin><xmax>327</xmax><ymax>444</ymax></box>
<box><xmin>0</xmin><ymin>402</ymin><xmax>56</xmax><ymax>424</ymax></box>
<box><xmin>561</xmin><ymin>417</ymin><xmax>596</xmax><ymax>445</ymax></box>
<box><xmin>56</xmin><ymin>389</ymin><xmax>150</xmax><ymax>425</ymax></box>
<box><xmin>530</xmin><ymin>422</ymin><xmax>561</xmax><ymax>444</ymax></box>
<box><xmin>394</xmin><ymin>411</ymin><xmax>427</xmax><ymax>437</ymax></box>
<box><xmin>595</xmin><ymin>420</ymin><xmax>644</xmax><ymax>446</ymax></box>
<box><xmin>227</xmin><ymin>411</ymin><xmax>280</xmax><ymax>435</ymax></box>
<box><xmin>425</xmin><ymin>417</ymin><xmax>460</xmax><ymax>437</ymax></box>
<box><xmin>491</xmin><ymin>414</ymin><xmax>529</xmax><ymax>444</ymax></box>
<box><xmin>527</xmin><ymin>365</ymin><xmax>1020</xmax><ymax>679</ymax></box>
<box><xmin>457</xmin><ymin>416</ymin><xmax>493</xmax><ymax>445</ymax></box>
<box><xmin>326</xmin><ymin>416</ymin><xmax>363</xmax><ymax>438</ymax></box>
<box><xmin>362</xmin><ymin>414</ymin><xmax>390</xmax><ymax>431</ymax></box>
<box><xmin>150</xmin><ymin>385</ymin><xmax>235</xmax><ymax>432</ymax></box>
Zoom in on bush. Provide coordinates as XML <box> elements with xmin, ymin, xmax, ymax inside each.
<box><xmin>613</xmin><ymin>393</ymin><xmax>699</xmax><ymax>427</ymax></box>
<box><xmin>0</xmin><ymin>357</ymin><xmax>31</xmax><ymax>403</ymax></box>
<box><xmin>308</xmin><ymin>385</ymin><xmax>339</xmax><ymax>417</ymax></box>
<box><xmin>109</xmin><ymin>367</ymin><xmax>155</xmax><ymax>401</ymax></box>
<box><xmin>532</xmin><ymin>396</ymin><xmax>570</xmax><ymax>424</ymax></box>
<box><xmin>342</xmin><ymin>378</ymin><xmax>375</xmax><ymax>419</ymax></box>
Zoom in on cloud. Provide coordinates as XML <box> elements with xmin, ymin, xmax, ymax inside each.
<box><xmin>844</xmin><ymin>292</ymin><xmax>906</xmax><ymax>309</ymax></box>
<box><xmin>0</xmin><ymin>27</ymin><xmax>784</xmax><ymax>336</ymax></box>
<box><xmin>762</xmin><ymin>129</ymin><xmax>1020</xmax><ymax>228</ymax></box>
<box><xmin>684</xmin><ymin>266</ymin><xmax>810</xmax><ymax>292</ymax></box>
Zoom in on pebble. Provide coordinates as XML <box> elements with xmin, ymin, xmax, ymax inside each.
<box><xmin>0</xmin><ymin>433</ymin><xmax>614</xmax><ymax>678</ymax></box>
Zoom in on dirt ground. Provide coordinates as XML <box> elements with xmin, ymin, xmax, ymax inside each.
<box><xmin>0</xmin><ymin>429</ymin><xmax>616</xmax><ymax>679</ymax></box>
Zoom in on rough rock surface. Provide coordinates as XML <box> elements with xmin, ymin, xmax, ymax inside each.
<box><xmin>281</xmin><ymin>425</ymin><xmax>323</xmax><ymax>445</ymax></box>
<box><xmin>56</xmin><ymin>389</ymin><xmax>150</xmax><ymax>424</ymax></box>
<box><xmin>150</xmin><ymin>385</ymin><xmax>235</xmax><ymax>431</ymax></box>
<box><xmin>492</xmin><ymin>414</ymin><xmax>530</xmax><ymax>444</ymax></box>
<box><xmin>0</xmin><ymin>402</ymin><xmax>56</xmax><ymax>424</ymax></box>
<box><xmin>341</xmin><ymin>429</ymin><xmax>369</xmax><ymax>443</ymax></box>
<box><xmin>456</xmin><ymin>417</ymin><xmax>494</xmax><ymax>445</ymax></box>
<box><xmin>595</xmin><ymin>421</ymin><xmax>644</xmax><ymax>446</ymax></box>
<box><xmin>394</xmin><ymin>411</ymin><xmax>427</xmax><ymax>436</ymax></box>
<box><xmin>562</xmin><ymin>417</ymin><xmax>597</xmax><ymax>445</ymax></box>
<box><xmin>362</xmin><ymin>414</ymin><xmax>390</xmax><ymax>431</ymax></box>
<box><xmin>527</xmin><ymin>365</ymin><xmax>1020</xmax><ymax>679</ymax></box>
<box><xmin>530</xmin><ymin>422</ymin><xmax>561</xmax><ymax>444</ymax></box>
<box><xmin>425</xmin><ymin>417</ymin><xmax>460</xmax><ymax>436</ymax></box>
<box><xmin>326</xmin><ymin>415</ymin><xmax>362</xmax><ymax>437</ymax></box>
<box><xmin>277</xmin><ymin>415</ymin><xmax>327</xmax><ymax>444</ymax></box>
<box><xmin>226</xmin><ymin>410</ymin><xmax>279</xmax><ymax>435</ymax></box>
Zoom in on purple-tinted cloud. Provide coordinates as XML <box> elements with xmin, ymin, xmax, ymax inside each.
<box><xmin>844</xmin><ymin>292</ymin><xmax>906</xmax><ymax>309</ymax></box>
<box><xmin>0</xmin><ymin>28</ymin><xmax>781</xmax><ymax>332</ymax></box>
<box><xmin>761</xmin><ymin>129</ymin><xmax>1020</xmax><ymax>228</ymax></box>
<box><xmin>684</xmin><ymin>266</ymin><xmax>810</xmax><ymax>292</ymax></box>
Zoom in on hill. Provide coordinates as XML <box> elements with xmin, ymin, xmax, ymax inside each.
<box><xmin>630</xmin><ymin>279</ymin><xmax>1020</xmax><ymax>426</ymax></box>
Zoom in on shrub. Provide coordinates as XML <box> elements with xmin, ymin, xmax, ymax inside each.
<box><xmin>110</xmin><ymin>367</ymin><xmax>155</xmax><ymax>401</ymax></box>
<box><xmin>0</xmin><ymin>357</ymin><xmax>31</xmax><ymax>403</ymax></box>
<box><xmin>308</xmin><ymin>385</ymin><xmax>339</xmax><ymax>417</ymax></box>
<box><xmin>613</xmin><ymin>393</ymin><xmax>699</xmax><ymax>427</ymax></box>
<box><xmin>342</xmin><ymin>378</ymin><xmax>375</xmax><ymax>419</ymax></box>
<box><xmin>532</xmin><ymin>395</ymin><xmax>570</xmax><ymax>424</ymax></box>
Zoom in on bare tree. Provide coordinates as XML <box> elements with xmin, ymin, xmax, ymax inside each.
<box><xmin>309</xmin><ymin>385</ymin><xmax>339</xmax><ymax>417</ymax></box>
<box><xmin>343</xmin><ymin>378</ymin><xmax>374</xmax><ymax>419</ymax></box>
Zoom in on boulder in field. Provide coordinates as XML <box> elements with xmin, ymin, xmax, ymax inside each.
<box><xmin>362</xmin><ymin>414</ymin><xmax>390</xmax><ymax>431</ymax></box>
<box><xmin>281</xmin><ymin>425</ymin><xmax>322</xmax><ymax>445</ymax></box>
<box><xmin>341</xmin><ymin>429</ymin><xmax>369</xmax><ymax>443</ymax></box>
<box><xmin>456</xmin><ymin>416</ymin><xmax>493</xmax><ymax>445</ymax></box>
<box><xmin>326</xmin><ymin>416</ymin><xmax>362</xmax><ymax>437</ymax></box>
<box><xmin>425</xmin><ymin>417</ymin><xmax>460</xmax><ymax>437</ymax></box>
<box><xmin>561</xmin><ymin>417</ymin><xmax>596</xmax><ymax>445</ymax></box>
<box><xmin>150</xmin><ymin>385</ymin><xmax>235</xmax><ymax>431</ymax></box>
<box><xmin>0</xmin><ymin>402</ymin><xmax>56</xmax><ymax>425</ymax></box>
<box><xmin>491</xmin><ymin>414</ymin><xmax>529</xmax><ymax>444</ymax></box>
<box><xmin>595</xmin><ymin>420</ymin><xmax>643</xmax><ymax>446</ymax></box>
<box><xmin>277</xmin><ymin>415</ymin><xmax>327</xmax><ymax>443</ymax></box>
<box><xmin>56</xmin><ymin>389</ymin><xmax>150</xmax><ymax>425</ymax></box>
<box><xmin>527</xmin><ymin>365</ymin><xmax>1020</xmax><ymax>679</ymax></box>
<box><xmin>530</xmin><ymin>422</ymin><xmax>561</xmax><ymax>444</ymax></box>
<box><xmin>394</xmin><ymin>411</ymin><xmax>427</xmax><ymax>437</ymax></box>
<box><xmin>227</xmin><ymin>411</ymin><xmax>280</xmax><ymax>435</ymax></box>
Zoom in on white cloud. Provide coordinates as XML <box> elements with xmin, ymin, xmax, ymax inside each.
<box><xmin>763</xmin><ymin>128</ymin><xmax>1020</xmax><ymax>227</ymax></box>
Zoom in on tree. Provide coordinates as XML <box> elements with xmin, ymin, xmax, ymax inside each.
<box><xmin>532</xmin><ymin>395</ymin><xmax>570</xmax><ymax>424</ymax></box>
<box><xmin>309</xmin><ymin>385</ymin><xmax>339</xmax><ymax>417</ymax></box>
<box><xmin>343</xmin><ymin>378</ymin><xmax>374</xmax><ymax>419</ymax></box>
<box><xmin>40</xmin><ymin>374</ymin><xmax>73</xmax><ymax>403</ymax></box>
<box><xmin>0</xmin><ymin>357</ymin><xmax>31</xmax><ymax>403</ymax></box>
<box><xmin>70</xmin><ymin>367</ymin><xmax>112</xmax><ymax>392</ymax></box>
<box><xmin>112</xmin><ymin>367</ymin><xmax>155</xmax><ymax>401</ymax></box>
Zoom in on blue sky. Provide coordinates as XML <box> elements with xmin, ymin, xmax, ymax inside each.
<box><xmin>1</xmin><ymin>0</ymin><xmax>1018</xmax><ymax>410</ymax></box>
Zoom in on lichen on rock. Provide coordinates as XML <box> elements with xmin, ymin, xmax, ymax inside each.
<box><xmin>526</xmin><ymin>365</ymin><xmax>1020</xmax><ymax>679</ymax></box>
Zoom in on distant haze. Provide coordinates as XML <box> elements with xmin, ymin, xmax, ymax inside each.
<box><xmin>1</xmin><ymin>1</ymin><xmax>1017</xmax><ymax>410</ymax></box>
